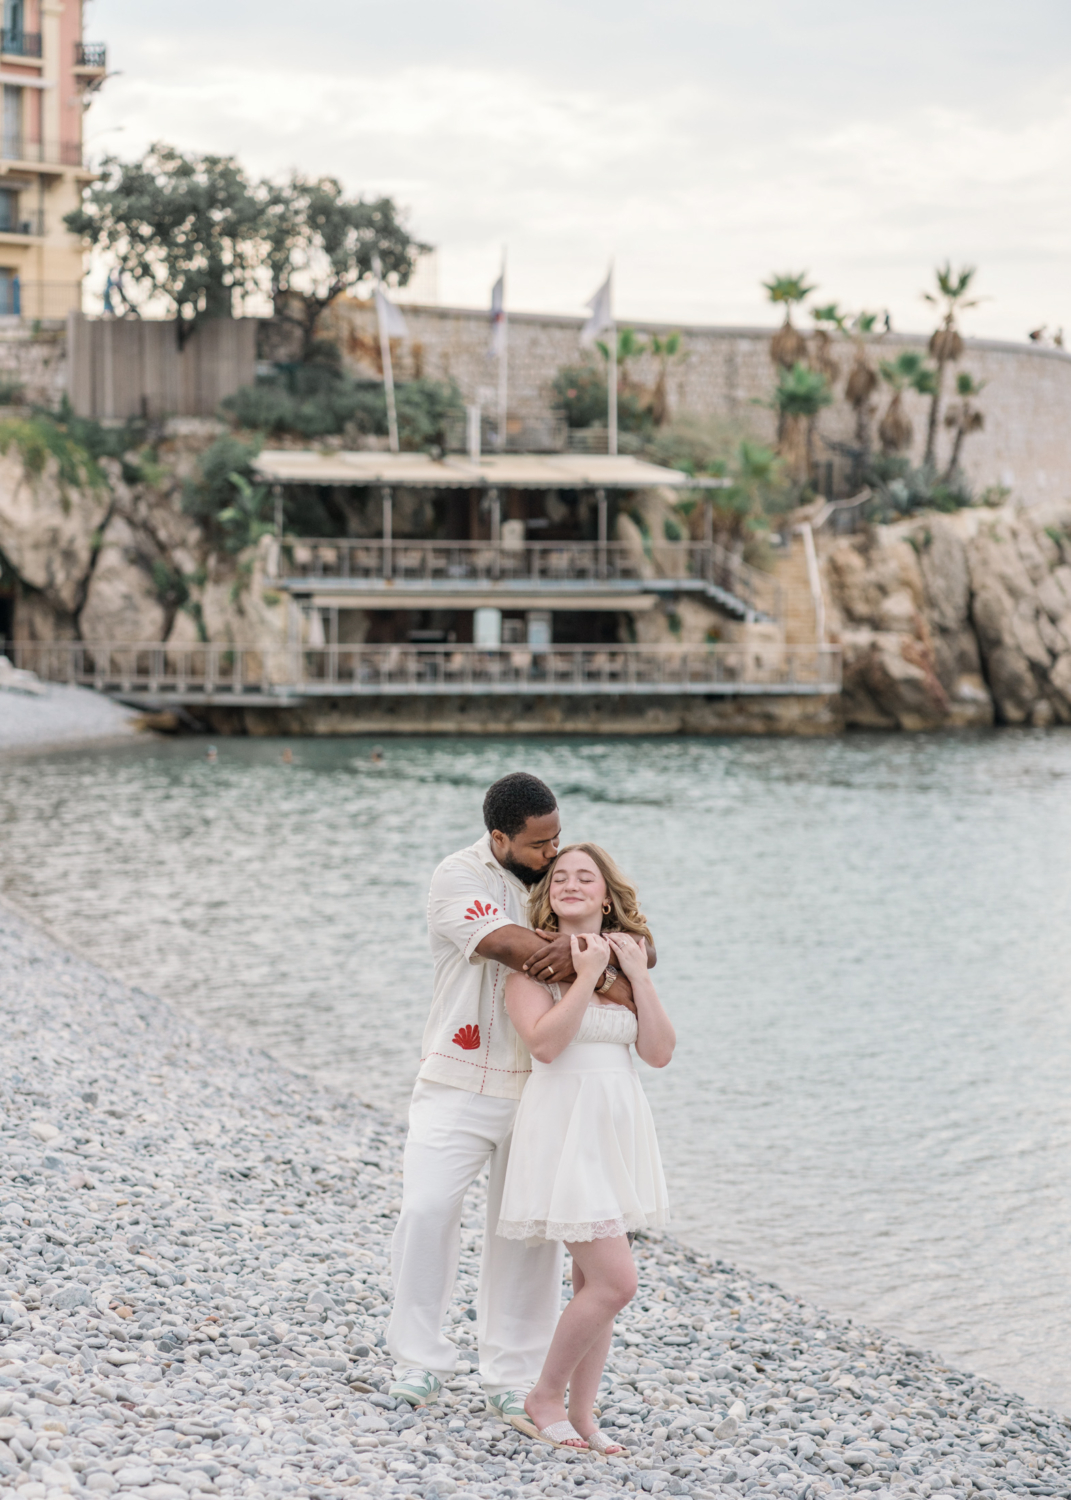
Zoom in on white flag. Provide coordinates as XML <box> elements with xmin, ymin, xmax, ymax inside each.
<box><xmin>375</xmin><ymin>286</ymin><xmax>409</xmax><ymax>339</ymax></box>
<box><xmin>489</xmin><ymin>272</ymin><xmax>506</xmax><ymax>359</ymax></box>
<box><xmin>580</xmin><ymin>270</ymin><xmax>613</xmax><ymax>346</ymax></box>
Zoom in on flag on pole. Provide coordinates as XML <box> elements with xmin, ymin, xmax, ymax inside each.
<box><xmin>375</xmin><ymin>287</ymin><xmax>409</xmax><ymax>339</ymax></box>
<box><xmin>489</xmin><ymin>272</ymin><xmax>506</xmax><ymax>360</ymax></box>
<box><xmin>580</xmin><ymin>270</ymin><xmax>613</xmax><ymax>346</ymax></box>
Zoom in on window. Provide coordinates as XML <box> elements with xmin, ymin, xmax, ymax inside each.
<box><xmin>2</xmin><ymin>85</ymin><xmax>20</xmax><ymax>158</ymax></box>
<box><xmin>0</xmin><ymin>268</ymin><xmax>20</xmax><ymax>315</ymax></box>
<box><xmin>0</xmin><ymin>189</ymin><xmax>17</xmax><ymax>232</ymax></box>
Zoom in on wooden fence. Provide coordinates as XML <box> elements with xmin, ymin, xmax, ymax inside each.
<box><xmin>66</xmin><ymin>312</ymin><xmax>257</xmax><ymax>420</ymax></box>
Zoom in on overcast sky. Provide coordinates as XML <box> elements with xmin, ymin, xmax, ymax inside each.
<box><xmin>85</xmin><ymin>0</ymin><xmax>1071</xmax><ymax>341</ymax></box>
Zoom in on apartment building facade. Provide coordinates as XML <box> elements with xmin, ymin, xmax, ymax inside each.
<box><xmin>0</xmin><ymin>0</ymin><xmax>102</xmax><ymax>319</ymax></box>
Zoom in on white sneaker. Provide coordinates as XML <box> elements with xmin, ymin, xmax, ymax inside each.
<box><xmin>389</xmin><ymin>1368</ymin><xmax>442</xmax><ymax>1407</ymax></box>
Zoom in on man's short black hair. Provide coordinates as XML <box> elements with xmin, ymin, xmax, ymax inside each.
<box><xmin>483</xmin><ymin>772</ymin><xmax>558</xmax><ymax>839</ymax></box>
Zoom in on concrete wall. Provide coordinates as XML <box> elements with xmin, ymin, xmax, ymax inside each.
<box><xmin>323</xmin><ymin>298</ymin><xmax>1071</xmax><ymax>506</ymax></box>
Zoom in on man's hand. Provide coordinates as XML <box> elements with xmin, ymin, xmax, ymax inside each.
<box><xmin>522</xmin><ymin>930</ymin><xmax>579</xmax><ymax>984</ymax></box>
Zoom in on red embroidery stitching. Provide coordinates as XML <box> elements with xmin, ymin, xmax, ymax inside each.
<box><xmin>464</xmin><ymin>900</ymin><xmax>499</xmax><ymax>921</ymax></box>
<box><xmin>452</xmin><ymin>1024</ymin><xmax>481</xmax><ymax>1051</ymax></box>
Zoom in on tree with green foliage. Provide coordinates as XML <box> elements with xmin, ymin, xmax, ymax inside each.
<box><xmin>260</xmin><ymin>175</ymin><xmax>427</xmax><ymax>359</ymax></box>
<box><xmin>763</xmin><ymin>272</ymin><xmax>816</xmax><ymax>369</ymax></box>
<box><xmin>877</xmin><ymin>351</ymin><xmax>936</xmax><ymax>455</ymax></box>
<box><xmin>922</xmin><ymin>263</ymin><xmax>979</xmax><ymax>469</ymax></box>
<box><xmin>772</xmin><ymin>361</ymin><xmax>832</xmax><ymax>482</ymax></box>
<box><xmin>65</xmin><ymin>144</ymin><xmax>264</xmax><ymax>346</ymax></box>
<box><xmin>648</xmin><ymin>331</ymin><xmax>685</xmax><ymax>426</ymax></box>
<box><xmin>181</xmin><ymin>434</ymin><xmax>268</xmax><ymax>552</ymax></box>
<box><xmin>942</xmin><ymin>371</ymin><xmax>986</xmax><ymax>482</ymax></box>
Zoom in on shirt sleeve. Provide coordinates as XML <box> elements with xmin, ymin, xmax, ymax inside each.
<box><xmin>428</xmin><ymin>858</ymin><xmax>516</xmax><ymax>964</ymax></box>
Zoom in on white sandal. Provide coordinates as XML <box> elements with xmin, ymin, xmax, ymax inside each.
<box><xmin>582</xmin><ymin>1428</ymin><xmax>629</xmax><ymax>1457</ymax></box>
<box><xmin>533</xmin><ymin>1420</ymin><xmax>589</xmax><ymax>1451</ymax></box>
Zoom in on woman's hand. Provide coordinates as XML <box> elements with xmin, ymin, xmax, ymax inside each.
<box><xmin>571</xmin><ymin>932</ymin><xmax>610</xmax><ymax>982</ymax></box>
<box><xmin>607</xmin><ymin>932</ymin><xmax>649</xmax><ymax>982</ymax></box>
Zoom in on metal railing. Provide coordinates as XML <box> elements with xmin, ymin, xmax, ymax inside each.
<box><xmin>811</xmin><ymin>489</ymin><xmax>872</xmax><ymax>536</ymax></box>
<box><xmin>0</xmin><ymin>211</ymin><xmax>43</xmax><ymax>237</ymax></box>
<box><xmin>13</xmin><ymin>641</ymin><xmax>841</xmax><ymax>699</ymax></box>
<box><xmin>74</xmin><ymin>41</ymin><xmax>106</xmax><ymax>68</ymax></box>
<box><xmin>1</xmin><ymin>28</ymin><xmax>40</xmax><ymax>55</ymax></box>
<box><xmin>1</xmin><ymin>279</ymin><xmax>80</xmax><ymax>319</ymax></box>
<box><xmin>0</xmin><ymin>136</ymin><xmax>83</xmax><ymax>167</ymax></box>
<box><xmin>277</xmin><ymin>538</ymin><xmax>782</xmax><ymax>621</ymax></box>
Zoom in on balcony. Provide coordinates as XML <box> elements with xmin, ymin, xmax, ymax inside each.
<box><xmin>275</xmin><ymin>537</ymin><xmax>782</xmax><ymax>622</ymax></box>
<box><xmin>0</xmin><ymin>210</ymin><xmax>44</xmax><ymax>237</ymax></box>
<box><xmin>74</xmin><ymin>41</ymin><xmax>106</xmax><ymax>69</ymax></box>
<box><xmin>1</xmin><ymin>28</ymin><xmax>41</xmax><ymax>56</ymax></box>
<box><xmin>0</xmin><ymin>136</ymin><xmax>83</xmax><ymax>167</ymax></box>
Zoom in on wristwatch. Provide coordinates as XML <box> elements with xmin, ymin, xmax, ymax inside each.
<box><xmin>598</xmin><ymin>965</ymin><xmax>619</xmax><ymax>994</ymax></box>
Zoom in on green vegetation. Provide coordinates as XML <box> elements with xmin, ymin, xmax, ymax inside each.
<box><xmin>181</xmin><ymin>434</ymin><xmax>270</xmax><ymax>552</ymax></box>
<box><xmin>0</xmin><ymin>409</ymin><xmax>110</xmax><ymax>501</ymax></box>
<box><xmin>222</xmin><ymin>346</ymin><xmax>463</xmax><ymax>448</ymax></box>
<box><xmin>65</xmin><ymin>143</ymin><xmax>425</xmax><ymax>350</ymax></box>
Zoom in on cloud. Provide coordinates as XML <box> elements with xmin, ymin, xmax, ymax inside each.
<box><xmin>85</xmin><ymin>2</ymin><xmax>1071</xmax><ymax>340</ymax></box>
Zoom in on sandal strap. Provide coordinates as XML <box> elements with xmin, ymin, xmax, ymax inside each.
<box><xmin>541</xmin><ymin>1421</ymin><xmax>587</xmax><ymax>1446</ymax></box>
<box><xmin>585</xmin><ymin>1429</ymin><xmax>627</xmax><ymax>1453</ymax></box>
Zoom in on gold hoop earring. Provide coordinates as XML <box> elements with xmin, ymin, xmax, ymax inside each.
<box><xmin>602</xmin><ymin>900</ymin><xmax>612</xmax><ymax>915</ymax></box>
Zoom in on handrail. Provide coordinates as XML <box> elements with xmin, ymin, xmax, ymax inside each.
<box><xmin>13</xmin><ymin>640</ymin><xmax>842</xmax><ymax>698</ymax></box>
<box><xmin>811</xmin><ymin>488</ymin><xmax>872</xmax><ymax>534</ymax></box>
<box><xmin>272</xmin><ymin>536</ymin><xmax>781</xmax><ymax>621</ymax></box>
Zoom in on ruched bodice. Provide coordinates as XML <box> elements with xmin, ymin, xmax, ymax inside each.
<box><xmin>573</xmin><ymin>1001</ymin><xmax>638</xmax><ymax>1046</ymax></box>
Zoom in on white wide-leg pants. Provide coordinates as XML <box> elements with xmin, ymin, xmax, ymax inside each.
<box><xmin>386</xmin><ymin>1078</ymin><xmax>564</xmax><ymax>1396</ymax></box>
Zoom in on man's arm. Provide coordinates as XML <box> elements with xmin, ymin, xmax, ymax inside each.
<box><xmin>475</xmin><ymin>925</ymin><xmax>646</xmax><ymax>1010</ymax></box>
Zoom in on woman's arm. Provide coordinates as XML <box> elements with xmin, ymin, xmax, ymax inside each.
<box><xmin>608</xmin><ymin>933</ymin><xmax>676</xmax><ymax>1068</ymax></box>
<box><xmin>505</xmin><ymin>934</ymin><xmax>610</xmax><ymax>1063</ymax></box>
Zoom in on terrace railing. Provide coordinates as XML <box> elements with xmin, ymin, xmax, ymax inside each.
<box><xmin>278</xmin><ymin>538</ymin><xmax>782</xmax><ymax>621</ymax></box>
<box><xmin>13</xmin><ymin>641</ymin><xmax>841</xmax><ymax>699</ymax></box>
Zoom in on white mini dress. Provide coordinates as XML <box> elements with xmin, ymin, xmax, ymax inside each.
<box><xmin>496</xmin><ymin>996</ymin><xmax>670</xmax><ymax>1244</ymax></box>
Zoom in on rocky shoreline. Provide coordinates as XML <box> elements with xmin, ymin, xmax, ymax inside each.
<box><xmin>2</xmin><ymin>904</ymin><xmax>1069</xmax><ymax>1500</ymax></box>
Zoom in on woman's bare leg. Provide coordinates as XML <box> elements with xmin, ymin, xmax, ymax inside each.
<box><xmin>524</xmin><ymin>1236</ymin><xmax>636</xmax><ymax>1444</ymax></box>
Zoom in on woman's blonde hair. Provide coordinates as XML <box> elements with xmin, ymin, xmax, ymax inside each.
<box><xmin>527</xmin><ymin>842</ymin><xmax>651</xmax><ymax>941</ymax></box>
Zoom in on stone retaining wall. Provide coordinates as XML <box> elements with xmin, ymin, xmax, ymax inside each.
<box><xmin>324</xmin><ymin>299</ymin><xmax>1071</xmax><ymax>506</ymax></box>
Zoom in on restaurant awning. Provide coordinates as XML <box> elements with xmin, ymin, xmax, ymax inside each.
<box><xmin>253</xmin><ymin>450</ymin><xmax>728</xmax><ymax>490</ymax></box>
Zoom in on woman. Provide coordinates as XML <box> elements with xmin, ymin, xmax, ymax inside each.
<box><xmin>497</xmin><ymin>843</ymin><xmax>675</xmax><ymax>1454</ymax></box>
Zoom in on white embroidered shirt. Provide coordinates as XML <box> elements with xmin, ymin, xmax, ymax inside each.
<box><xmin>418</xmin><ymin>831</ymin><xmax>533</xmax><ymax>1099</ymax></box>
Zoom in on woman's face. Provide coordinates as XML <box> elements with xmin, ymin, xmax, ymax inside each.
<box><xmin>547</xmin><ymin>849</ymin><xmax>607</xmax><ymax>926</ymax></box>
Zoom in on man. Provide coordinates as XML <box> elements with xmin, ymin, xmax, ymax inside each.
<box><xmin>386</xmin><ymin>771</ymin><xmax>644</xmax><ymax>1421</ymax></box>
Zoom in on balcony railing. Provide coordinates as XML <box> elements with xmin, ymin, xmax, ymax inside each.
<box><xmin>277</xmin><ymin>538</ymin><xmax>782</xmax><ymax>620</ymax></box>
<box><xmin>1</xmin><ymin>28</ymin><xmax>41</xmax><ymax>56</ymax></box>
<box><xmin>12</xmin><ymin>641</ymin><xmax>842</xmax><ymax>700</ymax></box>
<box><xmin>74</xmin><ymin>41</ymin><xmax>106</xmax><ymax>68</ymax></box>
<box><xmin>0</xmin><ymin>211</ymin><xmax>44</xmax><ymax>237</ymax></box>
<box><xmin>0</xmin><ymin>279</ymin><xmax>81</xmax><ymax>319</ymax></box>
<box><xmin>0</xmin><ymin>135</ymin><xmax>83</xmax><ymax>167</ymax></box>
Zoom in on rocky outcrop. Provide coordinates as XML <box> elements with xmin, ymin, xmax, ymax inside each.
<box><xmin>0</xmin><ymin>442</ymin><xmax>110</xmax><ymax>622</ymax></box>
<box><xmin>79</xmin><ymin>513</ymin><xmax>168</xmax><ymax>643</ymax></box>
<box><xmin>823</xmin><ymin>500</ymin><xmax>1071</xmax><ymax>729</ymax></box>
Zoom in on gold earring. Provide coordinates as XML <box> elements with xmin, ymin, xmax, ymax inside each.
<box><xmin>602</xmin><ymin>900</ymin><xmax>612</xmax><ymax>915</ymax></box>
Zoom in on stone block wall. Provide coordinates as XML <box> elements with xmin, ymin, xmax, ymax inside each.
<box><xmin>323</xmin><ymin>298</ymin><xmax>1071</xmax><ymax>506</ymax></box>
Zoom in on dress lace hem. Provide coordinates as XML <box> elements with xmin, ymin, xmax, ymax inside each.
<box><xmin>497</xmin><ymin>1211</ymin><xmax>666</xmax><ymax>1243</ymax></box>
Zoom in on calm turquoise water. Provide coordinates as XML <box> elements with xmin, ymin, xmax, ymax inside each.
<box><xmin>2</xmin><ymin>731</ymin><xmax>1071</xmax><ymax>1407</ymax></box>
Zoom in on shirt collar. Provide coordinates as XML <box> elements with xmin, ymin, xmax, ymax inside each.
<box><xmin>475</xmin><ymin>830</ymin><xmax>526</xmax><ymax>895</ymax></box>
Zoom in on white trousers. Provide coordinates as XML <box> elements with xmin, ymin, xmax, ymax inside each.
<box><xmin>386</xmin><ymin>1078</ymin><xmax>564</xmax><ymax>1396</ymax></box>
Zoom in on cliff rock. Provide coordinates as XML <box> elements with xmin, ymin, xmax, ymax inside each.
<box><xmin>0</xmin><ymin>442</ymin><xmax>110</xmax><ymax>616</ymax></box>
<box><xmin>79</xmin><ymin>514</ymin><xmax>168</xmax><ymax>644</ymax></box>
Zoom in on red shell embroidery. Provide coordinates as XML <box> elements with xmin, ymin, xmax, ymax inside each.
<box><xmin>453</xmin><ymin>1024</ymin><xmax>481</xmax><ymax>1051</ymax></box>
<box><xmin>464</xmin><ymin>899</ymin><xmax>499</xmax><ymax>921</ymax></box>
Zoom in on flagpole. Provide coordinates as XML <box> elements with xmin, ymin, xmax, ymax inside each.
<box><xmin>375</xmin><ymin>279</ymin><xmax>400</xmax><ymax>454</ymax></box>
<box><xmin>497</xmin><ymin>249</ymin><xmax>508</xmax><ymax>453</ymax></box>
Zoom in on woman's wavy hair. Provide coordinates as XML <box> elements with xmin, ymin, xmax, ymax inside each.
<box><xmin>527</xmin><ymin>842</ymin><xmax>651</xmax><ymax>941</ymax></box>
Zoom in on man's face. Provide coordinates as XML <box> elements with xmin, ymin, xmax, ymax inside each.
<box><xmin>490</xmin><ymin>810</ymin><xmax>561</xmax><ymax>886</ymax></box>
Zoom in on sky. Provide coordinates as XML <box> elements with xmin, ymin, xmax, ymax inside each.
<box><xmin>83</xmin><ymin>0</ymin><xmax>1071</xmax><ymax>342</ymax></box>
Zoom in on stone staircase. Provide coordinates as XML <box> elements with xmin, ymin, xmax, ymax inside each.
<box><xmin>773</xmin><ymin>533</ymin><xmax>821</xmax><ymax>645</ymax></box>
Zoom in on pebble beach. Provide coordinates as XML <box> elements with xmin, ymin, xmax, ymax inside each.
<box><xmin>2</xmin><ymin>902</ymin><xmax>1069</xmax><ymax>1500</ymax></box>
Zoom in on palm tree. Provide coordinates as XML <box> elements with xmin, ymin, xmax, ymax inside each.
<box><xmin>810</xmin><ymin>302</ymin><xmax>845</xmax><ymax>386</ymax></box>
<box><xmin>648</xmin><ymin>330</ymin><xmax>684</xmax><ymax>426</ymax></box>
<box><xmin>773</xmin><ymin>361</ymin><xmax>832</xmax><ymax>482</ymax></box>
<box><xmin>921</xmin><ymin>263</ymin><xmax>979</xmax><ymax>469</ymax></box>
<box><xmin>844</xmin><ymin>311</ymin><xmax>882</xmax><ymax>485</ymax></box>
<box><xmin>763</xmin><ymin>272</ymin><xmax>816</xmax><ymax>369</ymax></box>
<box><xmin>942</xmin><ymin>372</ymin><xmax>986</xmax><ymax>482</ymax></box>
<box><xmin>878</xmin><ymin>351</ymin><xmax>936</xmax><ymax>455</ymax></box>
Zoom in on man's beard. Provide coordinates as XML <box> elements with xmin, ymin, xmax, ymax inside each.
<box><xmin>501</xmin><ymin>854</ymin><xmax>548</xmax><ymax>887</ymax></box>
